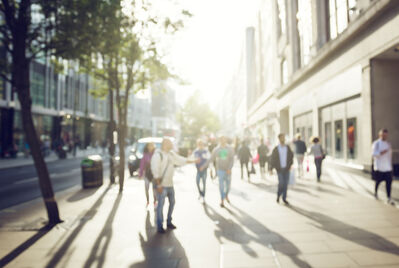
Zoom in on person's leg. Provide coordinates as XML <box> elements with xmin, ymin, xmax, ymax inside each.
<box><xmin>202</xmin><ymin>170</ymin><xmax>208</xmax><ymax>197</ymax></box>
<box><xmin>246</xmin><ymin>161</ymin><xmax>250</xmax><ymax>179</ymax></box>
<box><xmin>218</xmin><ymin>170</ymin><xmax>226</xmax><ymax>200</ymax></box>
<box><xmin>166</xmin><ymin>187</ymin><xmax>175</xmax><ymax>226</ymax></box>
<box><xmin>240</xmin><ymin>161</ymin><xmax>244</xmax><ymax>179</ymax></box>
<box><xmin>156</xmin><ymin>188</ymin><xmax>166</xmax><ymax>230</ymax></box>
<box><xmin>282</xmin><ymin>170</ymin><xmax>289</xmax><ymax>201</ymax></box>
<box><xmin>315</xmin><ymin>158</ymin><xmax>321</xmax><ymax>181</ymax></box>
<box><xmin>144</xmin><ymin>178</ymin><xmax>150</xmax><ymax>204</ymax></box>
<box><xmin>385</xmin><ymin>172</ymin><xmax>393</xmax><ymax>200</ymax></box>
<box><xmin>225</xmin><ymin>172</ymin><xmax>232</xmax><ymax>202</ymax></box>
<box><xmin>277</xmin><ymin>172</ymin><xmax>283</xmax><ymax>201</ymax></box>
<box><xmin>196</xmin><ymin>171</ymin><xmax>202</xmax><ymax>197</ymax></box>
<box><xmin>375</xmin><ymin>172</ymin><xmax>382</xmax><ymax>197</ymax></box>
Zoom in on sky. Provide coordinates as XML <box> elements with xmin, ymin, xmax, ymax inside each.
<box><xmin>157</xmin><ymin>0</ymin><xmax>260</xmax><ymax>109</ymax></box>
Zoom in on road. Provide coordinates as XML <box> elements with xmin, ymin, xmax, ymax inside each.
<box><xmin>0</xmin><ymin>157</ymin><xmax>110</xmax><ymax>210</ymax></box>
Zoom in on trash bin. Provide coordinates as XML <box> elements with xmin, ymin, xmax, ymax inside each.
<box><xmin>81</xmin><ymin>155</ymin><xmax>103</xmax><ymax>188</ymax></box>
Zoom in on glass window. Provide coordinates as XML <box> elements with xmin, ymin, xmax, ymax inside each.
<box><xmin>347</xmin><ymin>118</ymin><xmax>356</xmax><ymax>159</ymax></box>
<box><xmin>325</xmin><ymin>122</ymin><xmax>332</xmax><ymax>155</ymax></box>
<box><xmin>30</xmin><ymin>63</ymin><xmax>45</xmax><ymax>107</ymax></box>
<box><xmin>277</xmin><ymin>0</ymin><xmax>287</xmax><ymax>35</ymax></box>
<box><xmin>0</xmin><ymin>79</ymin><xmax>4</xmax><ymax>100</ymax></box>
<box><xmin>334</xmin><ymin>120</ymin><xmax>343</xmax><ymax>158</ymax></box>
<box><xmin>297</xmin><ymin>0</ymin><xmax>313</xmax><ymax>66</ymax></box>
<box><xmin>329</xmin><ymin>0</ymin><xmax>352</xmax><ymax>40</ymax></box>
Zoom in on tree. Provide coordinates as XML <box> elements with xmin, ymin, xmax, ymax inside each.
<box><xmin>177</xmin><ymin>91</ymin><xmax>220</xmax><ymax>147</ymax></box>
<box><xmin>0</xmin><ymin>0</ymin><xmax>103</xmax><ymax>225</ymax></box>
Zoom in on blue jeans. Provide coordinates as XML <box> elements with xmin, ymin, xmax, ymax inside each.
<box><xmin>277</xmin><ymin>170</ymin><xmax>290</xmax><ymax>200</ymax></box>
<box><xmin>196</xmin><ymin>169</ymin><xmax>207</xmax><ymax>197</ymax></box>
<box><xmin>217</xmin><ymin>170</ymin><xmax>231</xmax><ymax>200</ymax></box>
<box><xmin>156</xmin><ymin>187</ymin><xmax>175</xmax><ymax>230</ymax></box>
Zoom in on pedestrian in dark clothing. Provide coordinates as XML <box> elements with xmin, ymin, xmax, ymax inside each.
<box><xmin>309</xmin><ymin>137</ymin><xmax>324</xmax><ymax>182</ymax></box>
<box><xmin>238</xmin><ymin>141</ymin><xmax>252</xmax><ymax>182</ymax></box>
<box><xmin>293</xmin><ymin>134</ymin><xmax>307</xmax><ymax>178</ymax></box>
<box><xmin>372</xmin><ymin>129</ymin><xmax>393</xmax><ymax>203</ymax></box>
<box><xmin>269</xmin><ymin>134</ymin><xmax>294</xmax><ymax>205</ymax></box>
<box><xmin>193</xmin><ymin>139</ymin><xmax>210</xmax><ymax>201</ymax></box>
<box><xmin>257</xmin><ymin>138</ymin><xmax>269</xmax><ymax>179</ymax></box>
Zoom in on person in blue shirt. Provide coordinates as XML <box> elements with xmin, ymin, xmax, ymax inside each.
<box><xmin>193</xmin><ymin>139</ymin><xmax>211</xmax><ymax>202</ymax></box>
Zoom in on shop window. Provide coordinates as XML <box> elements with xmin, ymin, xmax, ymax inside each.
<box><xmin>334</xmin><ymin>120</ymin><xmax>343</xmax><ymax>158</ymax></box>
<box><xmin>347</xmin><ymin>118</ymin><xmax>357</xmax><ymax>159</ymax></box>
<box><xmin>325</xmin><ymin>122</ymin><xmax>332</xmax><ymax>155</ymax></box>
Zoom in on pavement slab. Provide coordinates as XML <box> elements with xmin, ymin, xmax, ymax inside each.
<box><xmin>0</xmin><ymin>163</ymin><xmax>399</xmax><ymax>267</ymax></box>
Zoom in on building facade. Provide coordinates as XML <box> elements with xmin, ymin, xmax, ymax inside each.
<box><xmin>233</xmin><ymin>0</ymin><xmax>399</xmax><ymax>170</ymax></box>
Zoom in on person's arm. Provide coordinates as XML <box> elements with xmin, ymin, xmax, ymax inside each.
<box><xmin>228</xmin><ymin>147</ymin><xmax>235</xmax><ymax>171</ymax></box>
<box><xmin>138</xmin><ymin>155</ymin><xmax>146</xmax><ymax>178</ymax></box>
<box><xmin>372</xmin><ymin>141</ymin><xmax>381</xmax><ymax>157</ymax></box>
<box><xmin>201</xmin><ymin>148</ymin><xmax>217</xmax><ymax>170</ymax></box>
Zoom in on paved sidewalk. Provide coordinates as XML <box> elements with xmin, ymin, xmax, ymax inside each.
<box><xmin>0</xmin><ymin>147</ymin><xmax>106</xmax><ymax>170</ymax></box>
<box><xmin>1</xmin><ymin>164</ymin><xmax>399</xmax><ymax>267</ymax></box>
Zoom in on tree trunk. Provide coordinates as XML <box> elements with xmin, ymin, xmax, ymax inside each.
<box><xmin>115</xmin><ymin>85</ymin><xmax>125</xmax><ymax>192</ymax></box>
<box><xmin>14</xmin><ymin>55</ymin><xmax>61</xmax><ymax>225</ymax></box>
<box><xmin>108</xmin><ymin>88</ymin><xmax>116</xmax><ymax>184</ymax></box>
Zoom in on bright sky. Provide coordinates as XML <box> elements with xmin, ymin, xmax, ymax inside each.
<box><xmin>161</xmin><ymin>0</ymin><xmax>260</xmax><ymax>108</ymax></box>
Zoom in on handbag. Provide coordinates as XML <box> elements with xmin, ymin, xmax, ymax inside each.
<box><xmin>289</xmin><ymin>170</ymin><xmax>296</xmax><ymax>185</ymax></box>
<box><xmin>250</xmin><ymin>162</ymin><xmax>256</xmax><ymax>174</ymax></box>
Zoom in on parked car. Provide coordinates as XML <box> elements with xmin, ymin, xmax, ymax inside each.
<box><xmin>128</xmin><ymin>137</ymin><xmax>162</xmax><ymax>177</ymax></box>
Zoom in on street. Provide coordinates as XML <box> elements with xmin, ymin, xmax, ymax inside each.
<box><xmin>1</xmin><ymin>163</ymin><xmax>399</xmax><ymax>267</ymax></box>
<box><xmin>0</xmin><ymin>157</ymin><xmax>109</xmax><ymax>210</ymax></box>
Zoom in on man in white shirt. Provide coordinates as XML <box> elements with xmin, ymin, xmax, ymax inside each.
<box><xmin>372</xmin><ymin>129</ymin><xmax>393</xmax><ymax>202</ymax></box>
<box><xmin>151</xmin><ymin>138</ymin><xmax>197</xmax><ymax>233</ymax></box>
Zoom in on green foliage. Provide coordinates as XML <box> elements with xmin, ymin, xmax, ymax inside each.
<box><xmin>177</xmin><ymin>91</ymin><xmax>220</xmax><ymax>143</ymax></box>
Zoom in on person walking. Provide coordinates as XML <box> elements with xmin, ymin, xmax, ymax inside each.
<box><xmin>293</xmin><ymin>134</ymin><xmax>307</xmax><ymax>178</ymax></box>
<box><xmin>372</xmin><ymin>129</ymin><xmax>393</xmax><ymax>203</ymax></box>
<box><xmin>238</xmin><ymin>141</ymin><xmax>252</xmax><ymax>182</ymax></box>
<box><xmin>269</xmin><ymin>134</ymin><xmax>294</xmax><ymax>205</ymax></box>
<box><xmin>139</xmin><ymin>142</ymin><xmax>156</xmax><ymax>207</ymax></box>
<box><xmin>309</xmin><ymin>137</ymin><xmax>325</xmax><ymax>182</ymax></box>
<box><xmin>193</xmin><ymin>139</ymin><xmax>210</xmax><ymax>201</ymax></box>
<box><xmin>151</xmin><ymin>138</ymin><xmax>197</xmax><ymax>233</ymax></box>
<box><xmin>201</xmin><ymin>135</ymin><xmax>235</xmax><ymax>208</ymax></box>
<box><xmin>208</xmin><ymin>138</ymin><xmax>218</xmax><ymax>179</ymax></box>
<box><xmin>257</xmin><ymin>138</ymin><xmax>269</xmax><ymax>179</ymax></box>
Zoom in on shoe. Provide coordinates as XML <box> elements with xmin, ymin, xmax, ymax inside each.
<box><xmin>220</xmin><ymin>202</ymin><xmax>225</xmax><ymax>208</ymax></box>
<box><xmin>276</xmin><ymin>197</ymin><xmax>280</xmax><ymax>203</ymax></box>
<box><xmin>283</xmin><ymin>199</ymin><xmax>290</xmax><ymax>205</ymax></box>
<box><xmin>157</xmin><ymin>228</ymin><xmax>166</xmax><ymax>234</ymax></box>
<box><xmin>225</xmin><ymin>196</ymin><xmax>230</xmax><ymax>203</ymax></box>
<box><xmin>374</xmin><ymin>192</ymin><xmax>378</xmax><ymax>200</ymax></box>
<box><xmin>167</xmin><ymin>223</ymin><xmax>177</xmax><ymax>229</ymax></box>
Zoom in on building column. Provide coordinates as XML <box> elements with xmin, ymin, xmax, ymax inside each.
<box><xmin>361</xmin><ymin>63</ymin><xmax>373</xmax><ymax>170</ymax></box>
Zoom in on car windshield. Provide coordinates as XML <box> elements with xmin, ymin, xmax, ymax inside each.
<box><xmin>135</xmin><ymin>142</ymin><xmax>161</xmax><ymax>157</ymax></box>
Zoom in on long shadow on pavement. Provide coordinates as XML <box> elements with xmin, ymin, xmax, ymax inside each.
<box><xmin>83</xmin><ymin>193</ymin><xmax>122</xmax><ymax>267</ymax></box>
<box><xmin>130</xmin><ymin>211</ymin><xmax>189</xmax><ymax>268</ymax></box>
<box><xmin>288</xmin><ymin>205</ymin><xmax>399</xmax><ymax>255</ymax></box>
<box><xmin>0</xmin><ymin>225</ymin><xmax>54</xmax><ymax>266</ymax></box>
<box><xmin>228</xmin><ymin>204</ymin><xmax>312</xmax><ymax>268</ymax></box>
<box><xmin>203</xmin><ymin>203</ymin><xmax>311</xmax><ymax>267</ymax></box>
<box><xmin>45</xmin><ymin>185</ymin><xmax>112</xmax><ymax>268</ymax></box>
<box><xmin>67</xmin><ymin>187</ymin><xmax>100</xmax><ymax>202</ymax></box>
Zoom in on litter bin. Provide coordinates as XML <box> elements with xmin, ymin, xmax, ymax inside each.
<box><xmin>81</xmin><ymin>155</ymin><xmax>103</xmax><ymax>188</ymax></box>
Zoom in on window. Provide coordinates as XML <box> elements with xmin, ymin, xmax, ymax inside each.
<box><xmin>277</xmin><ymin>0</ymin><xmax>287</xmax><ymax>36</ymax></box>
<box><xmin>329</xmin><ymin>0</ymin><xmax>357</xmax><ymax>40</ymax></box>
<box><xmin>297</xmin><ymin>0</ymin><xmax>313</xmax><ymax>66</ymax></box>
<box><xmin>30</xmin><ymin>63</ymin><xmax>45</xmax><ymax>107</ymax></box>
<box><xmin>347</xmin><ymin>118</ymin><xmax>357</xmax><ymax>159</ymax></box>
<box><xmin>325</xmin><ymin>122</ymin><xmax>332</xmax><ymax>155</ymax></box>
<box><xmin>334</xmin><ymin>120</ymin><xmax>343</xmax><ymax>158</ymax></box>
<box><xmin>0</xmin><ymin>79</ymin><xmax>4</xmax><ymax>100</ymax></box>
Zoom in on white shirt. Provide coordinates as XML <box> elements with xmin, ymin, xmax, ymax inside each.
<box><xmin>372</xmin><ymin>139</ymin><xmax>392</xmax><ymax>172</ymax></box>
<box><xmin>278</xmin><ymin>144</ymin><xmax>288</xmax><ymax>169</ymax></box>
<box><xmin>150</xmin><ymin>149</ymin><xmax>188</xmax><ymax>187</ymax></box>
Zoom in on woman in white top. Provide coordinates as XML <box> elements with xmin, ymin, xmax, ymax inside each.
<box><xmin>309</xmin><ymin>137</ymin><xmax>325</xmax><ymax>182</ymax></box>
<box><xmin>372</xmin><ymin>129</ymin><xmax>393</xmax><ymax>202</ymax></box>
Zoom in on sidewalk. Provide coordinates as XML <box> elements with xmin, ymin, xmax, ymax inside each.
<box><xmin>0</xmin><ymin>147</ymin><xmax>106</xmax><ymax>170</ymax></box>
<box><xmin>1</xmin><ymin>164</ymin><xmax>399</xmax><ymax>267</ymax></box>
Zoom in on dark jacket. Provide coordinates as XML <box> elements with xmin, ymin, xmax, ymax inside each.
<box><xmin>238</xmin><ymin>145</ymin><xmax>252</xmax><ymax>162</ymax></box>
<box><xmin>294</xmin><ymin>140</ymin><xmax>307</xmax><ymax>154</ymax></box>
<box><xmin>269</xmin><ymin>144</ymin><xmax>294</xmax><ymax>173</ymax></box>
